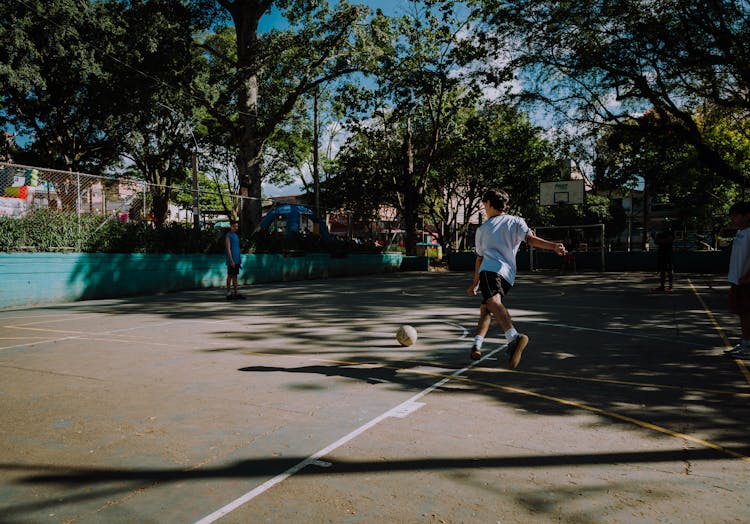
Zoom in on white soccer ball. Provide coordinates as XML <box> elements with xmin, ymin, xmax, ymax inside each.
<box><xmin>396</xmin><ymin>325</ymin><xmax>418</xmax><ymax>347</ymax></box>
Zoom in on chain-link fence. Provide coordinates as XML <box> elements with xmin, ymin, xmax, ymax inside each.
<box><xmin>0</xmin><ymin>162</ymin><xmax>404</xmax><ymax>253</ymax></box>
<box><xmin>0</xmin><ymin>162</ymin><xmax>147</xmax><ymax>219</ymax></box>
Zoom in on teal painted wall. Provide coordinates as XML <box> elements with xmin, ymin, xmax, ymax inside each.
<box><xmin>0</xmin><ymin>253</ymin><xmax>403</xmax><ymax>308</ymax></box>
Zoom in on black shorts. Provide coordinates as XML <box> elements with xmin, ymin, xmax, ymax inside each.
<box><xmin>657</xmin><ymin>251</ymin><xmax>673</xmax><ymax>271</ymax></box>
<box><xmin>227</xmin><ymin>263</ymin><xmax>241</xmax><ymax>276</ymax></box>
<box><xmin>478</xmin><ymin>271</ymin><xmax>512</xmax><ymax>303</ymax></box>
<box><xmin>729</xmin><ymin>283</ymin><xmax>750</xmax><ymax>315</ymax></box>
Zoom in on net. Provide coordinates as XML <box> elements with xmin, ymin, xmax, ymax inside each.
<box><xmin>527</xmin><ymin>224</ymin><xmax>606</xmax><ymax>271</ymax></box>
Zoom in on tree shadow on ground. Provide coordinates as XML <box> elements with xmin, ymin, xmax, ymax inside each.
<box><xmin>2</xmin><ymin>445</ymin><xmax>747</xmax><ymax>522</ymax></box>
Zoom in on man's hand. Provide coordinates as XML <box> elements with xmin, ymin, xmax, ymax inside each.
<box><xmin>553</xmin><ymin>242</ymin><xmax>567</xmax><ymax>256</ymax></box>
<box><xmin>467</xmin><ymin>283</ymin><xmax>478</xmax><ymax>296</ymax></box>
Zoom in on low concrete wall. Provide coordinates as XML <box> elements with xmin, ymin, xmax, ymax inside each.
<box><xmin>0</xmin><ymin>252</ymin><xmax>403</xmax><ymax>308</ymax></box>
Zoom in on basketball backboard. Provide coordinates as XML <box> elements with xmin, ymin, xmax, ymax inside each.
<box><xmin>539</xmin><ymin>179</ymin><xmax>585</xmax><ymax>206</ymax></box>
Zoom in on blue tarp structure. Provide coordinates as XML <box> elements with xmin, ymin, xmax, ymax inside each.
<box><xmin>260</xmin><ymin>203</ymin><xmax>330</xmax><ymax>238</ymax></box>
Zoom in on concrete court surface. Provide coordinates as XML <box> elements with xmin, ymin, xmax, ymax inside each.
<box><xmin>1</xmin><ymin>270</ymin><xmax>749</xmax><ymax>524</ymax></box>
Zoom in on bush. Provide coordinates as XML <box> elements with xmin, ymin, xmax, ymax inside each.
<box><xmin>0</xmin><ymin>211</ymin><xmax>383</xmax><ymax>255</ymax></box>
<box><xmin>0</xmin><ymin>210</ymin><xmax>223</xmax><ymax>253</ymax></box>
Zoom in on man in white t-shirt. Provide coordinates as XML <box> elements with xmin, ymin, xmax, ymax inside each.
<box><xmin>725</xmin><ymin>202</ymin><xmax>750</xmax><ymax>358</ymax></box>
<box><xmin>467</xmin><ymin>189</ymin><xmax>566</xmax><ymax>369</ymax></box>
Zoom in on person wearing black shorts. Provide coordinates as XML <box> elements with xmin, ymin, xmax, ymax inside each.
<box><xmin>467</xmin><ymin>189</ymin><xmax>566</xmax><ymax>370</ymax></box>
<box><xmin>225</xmin><ymin>220</ymin><xmax>245</xmax><ymax>300</ymax></box>
<box><xmin>725</xmin><ymin>202</ymin><xmax>750</xmax><ymax>358</ymax></box>
<box><xmin>654</xmin><ymin>222</ymin><xmax>674</xmax><ymax>292</ymax></box>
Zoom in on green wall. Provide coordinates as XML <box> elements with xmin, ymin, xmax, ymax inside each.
<box><xmin>0</xmin><ymin>252</ymin><xmax>403</xmax><ymax>308</ymax></box>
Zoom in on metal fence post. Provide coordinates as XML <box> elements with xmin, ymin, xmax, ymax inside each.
<box><xmin>76</xmin><ymin>172</ymin><xmax>81</xmax><ymax>251</ymax></box>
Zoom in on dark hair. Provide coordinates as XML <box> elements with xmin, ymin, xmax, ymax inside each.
<box><xmin>729</xmin><ymin>202</ymin><xmax>750</xmax><ymax>216</ymax></box>
<box><xmin>481</xmin><ymin>188</ymin><xmax>509</xmax><ymax>212</ymax></box>
<box><xmin>229</xmin><ymin>219</ymin><xmax>239</xmax><ymax>225</ymax></box>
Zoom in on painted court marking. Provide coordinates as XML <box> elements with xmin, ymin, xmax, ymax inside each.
<box><xmin>192</xmin><ymin>346</ymin><xmax>504</xmax><ymax>524</ymax></box>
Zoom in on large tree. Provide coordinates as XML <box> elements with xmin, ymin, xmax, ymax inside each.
<box><xmin>473</xmin><ymin>0</ymin><xmax>750</xmax><ymax>187</ymax></box>
<box><xmin>0</xmin><ymin>0</ymin><xmax>202</xmax><ymax>222</ymax></box>
<box><xmin>190</xmin><ymin>0</ymin><xmax>377</xmax><ymax>233</ymax></box>
<box><xmin>595</xmin><ymin>109</ymin><xmax>745</xmax><ymax>246</ymax></box>
<box><xmin>0</xmin><ymin>0</ymin><xmax>124</xmax><ymax>172</ymax></box>
<box><xmin>114</xmin><ymin>0</ymin><xmax>202</xmax><ymax>225</ymax></box>
<box><xmin>334</xmin><ymin>1</ymin><xmax>486</xmax><ymax>254</ymax></box>
<box><xmin>426</xmin><ymin>101</ymin><xmax>559</xmax><ymax>250</ymax></box>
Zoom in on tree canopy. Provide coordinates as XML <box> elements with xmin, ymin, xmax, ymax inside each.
<box><xmin>472</xmin><ymin>0</ymin><xmax>750</xmax><ymax>187</ymax></box>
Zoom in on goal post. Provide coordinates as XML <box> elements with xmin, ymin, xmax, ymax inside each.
<box><xmin>528</xmin><ymin>223</ymin><xmax>606</xmax><ymax>271</ymax></box>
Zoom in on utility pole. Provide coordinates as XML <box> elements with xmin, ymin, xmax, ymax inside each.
<box><xmin>313</xmin><ymin>86</ymin><xmax>320</xmax><ymax>232</ymax></box>
<box><xmin>192</xmin><ymin>153</ymin><xmax>200</xmax><ymax>232</ymax></box>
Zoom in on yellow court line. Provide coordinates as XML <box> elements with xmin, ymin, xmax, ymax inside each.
<box><xmin>688</xmin><ymin>278</ymin><xmax>750</xmax><ymax>386</ymax></box>
<box><xmin>247</xmin><ymin>352</ymin><xmax>750</xmax><ymax>398</ymax></box>
<box><xmin>493</xmin><ymin>367</ymin><xmax>750</xmax><ymax>398</ymax></box>
<box><xmin>308</xmin><ymin>357</ymin><xmax>750</xmax><ymax>463</ymax></box>
<box><xmin>252</xmin><ymin>351</ymin><xmax>750</xmax><ymax>397</ymax></box>
<box><xmin>441</xmin><ymin>371</ymin><xmax>750</xmax><ymax>462</ymax></box>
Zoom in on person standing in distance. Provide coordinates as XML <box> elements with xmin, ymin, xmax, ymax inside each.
<box><xmin>467</xmin><ymin>189</ymin><xmax>567</xmax><ymax>369</ymax></box>
<box><xmin>654</xmin><ymin>220</ymin><xmax>675</xmax><ymax>292</ymax></box>
<box><xmin>225</xmin><ymin>220</ymin><xmax>245</xmax><ymax>300</ymax></box>
<box><xmin>725</xmin><ymin>202</ymin><xmax>750</xmax><ymax>357</ymax></box>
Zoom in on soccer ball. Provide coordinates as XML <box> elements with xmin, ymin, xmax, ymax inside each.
<box><xmin>396</xmin><ymin>325</ymin><xmax>418</xmax><ymax>347</ymax></box>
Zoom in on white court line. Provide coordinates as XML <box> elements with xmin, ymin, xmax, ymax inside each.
<box><xmin>193</xmin><ymin>344</ymin><xmax>503</xmax><ymax>524</ymax></box>
<box><xmin>0</xmin><ymin>318</ymin><xmax>237</xmax><ymax>352</ymax></box>
<box><xmin>0</xmin><ymin>336</ymin><xmax>81</xmax><ymax>351</ymax></box>
<box><xmin>444</xmin><ymin>322</ymin><xmax>469</xmax><ymax>339</ymax></box>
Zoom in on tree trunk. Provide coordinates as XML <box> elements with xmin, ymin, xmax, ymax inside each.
<box><xmin>231</xmin><ymin>1</ymin><xmax>264</xmax><ymax>233</ymax></box>
<box><xmin>236</xmin><ymin>138</ymin><xmax>263</xmax><ymax>233</ymax></box>
<box><xmin>151</xmin><ymin>186</ymin><xmax>171</xmax><ymax>227</ymax></box>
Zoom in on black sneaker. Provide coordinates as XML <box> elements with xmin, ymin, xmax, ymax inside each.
<box><xmin>234</xmin><ymin>293</ymin><xmax>246</xmax><ymax>300</ymax></box>
<box><xmin>507</xmin><ymin>334</ymin><xmax>529</xmax><ymax>370</ymax></box>
<box><xmin>470</xmin><ymin>345</ymin><xmax>481</xmax><ymax>360</ymax></box>
<box><xmin>226</xmin><ymin>293</ymin><xmax>235</xmax><ymax>301</ymax></box>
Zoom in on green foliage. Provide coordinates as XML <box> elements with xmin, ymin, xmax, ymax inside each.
<box><xmin>330</xmin><ymin>1</ymin><xmax>487</xmax><ymax>253</ymax></box>
<box><xmin>474</xmin><ymin>0</ymin><xmax>750</xmax><ymax>185</ymax></box>
<box><xmin>0</xmin><ymin>210</ymin><xmax>382</xmax><ymax>255</ymax></box>
<box><xmin>0</xmin><ymin>0</ymin><xmax>124</xmax><ymax>171</ymax></box>
<box><xmin>0</xmin><ymin>211</ymin><xmax>223</xmax><ymax>253</ymax></box>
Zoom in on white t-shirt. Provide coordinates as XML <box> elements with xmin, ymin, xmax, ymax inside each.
<box><xmin>475</xmin><ymin>214</ymin><xmax>530</xmax><ymax>286</ymax></box>
<box><xmin>728</xmin><ymin>227</ymin><xmax>750</xmax><ymax>284</ymax></box>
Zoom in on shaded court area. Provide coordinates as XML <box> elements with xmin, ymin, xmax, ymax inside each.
<box><xmin>1</xmin><ymin>271</ymin><xmax>749</xmax><ymax>523</ymax></box>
